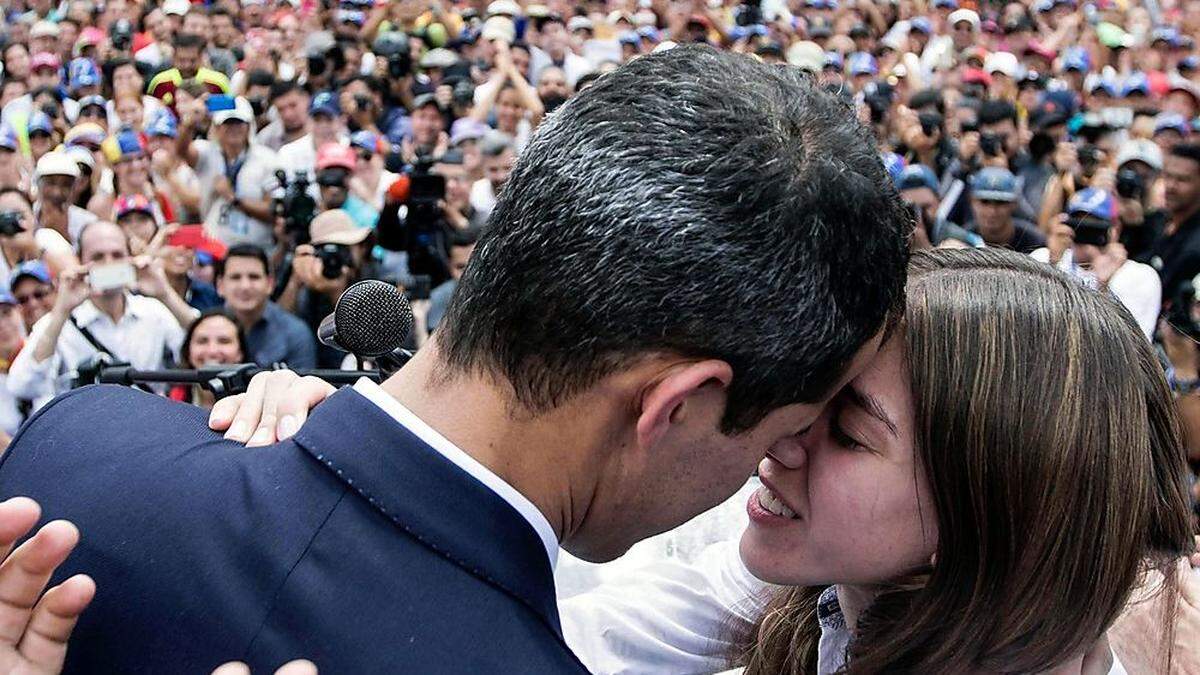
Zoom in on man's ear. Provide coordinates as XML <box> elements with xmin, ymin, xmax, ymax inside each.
<box><xmin>635</xmin><ymin>360</ymin><xmax>733</xmax><ymax>453</ymax></box>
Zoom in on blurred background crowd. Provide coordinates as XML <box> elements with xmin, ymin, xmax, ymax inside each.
<box><xmin>0</xmin><ymin>0</ymin><xmax>1195</xmax><ymax>508</ymax></box>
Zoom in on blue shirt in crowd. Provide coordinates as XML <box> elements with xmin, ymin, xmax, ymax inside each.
<box><xmin>239</xmin><ymin>301</ymin><xmax>318</xmax><ymax>369</ymax></box>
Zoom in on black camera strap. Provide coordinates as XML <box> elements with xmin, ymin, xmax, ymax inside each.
<box><xmin>68</xmin><ymin>315</ymin><xmax>119</xmax><ymax>361</ymax></box>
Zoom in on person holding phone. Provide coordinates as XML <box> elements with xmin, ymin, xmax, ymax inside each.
<box><xmin>7</xmin><ymin>222</ymin><xmax>197</xmax><ymax>403</ymax></box>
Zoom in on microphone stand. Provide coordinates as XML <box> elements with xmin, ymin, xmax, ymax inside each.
<box><xmin>81</xmin><ymin>363</ymin><xmax>381</xmax><ymax>398</ymax></box>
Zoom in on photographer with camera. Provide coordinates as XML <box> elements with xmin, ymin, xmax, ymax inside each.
<box><xmin>278</xmin><ymin>209</ymin><xmax>373</xmax><ymax>368</ymax></box>
<box><xmin>0</xmin><ymin>188</ymin><xmax>77</xmax><ymax>295</ymax></box>
<box><xmin>312</xmin><ymin>144</ymin><xmax>378</xmax><ymax>229</ymax></box>
<box><xmin>1034</xmin><ymin>188</ymin><xmax>1161</xmax><ymax>340</ymax></box>
<box><xmin>8</xmin><ymin>221</ymin><xmax>195</xmax><ymax>402</ymax></box>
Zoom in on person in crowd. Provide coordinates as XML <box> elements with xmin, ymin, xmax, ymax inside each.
<box><xmin>278</xmin><ymin>209</ymin><xmax>373</xmax><ymax>368</ymax></box>
<box><xmin>215</xmin><ymin>244</ymin><xmax>315</xmax><ymax>370</ymax></box>
<box><xmin>0</xmin><ymin>188</ymin><xmax>76</xmax><ymax>295</ymax></box>
<box><xmin>177</xmin><ymin>96</ymin><xmax>279</xmax><ymax>249</ymax></box>
<box><xmin>1149</xmin><ymin>144</ymin><xmax>1200</xmax><ymax>302</ymax></box>
<box><xmin>8</xmin><ymin>221</ymin><xmax>194</xmax><ymax>402</ymax></box>
<box><xmin>278</xmin><ymin>92</ymin><xmax>347</xmax><ymax>184</ymax></box>
<box><xmin>256</xmin><ymin>81</ymin><xmax>311</xmax><ymax>153</ymax></box>
<box><xmin>146</xmin><ymin>33</ymin><xmax>230</xmax><ymax>110</ymax></box>
<box><xmin>8</xmin><ymin>261</ymin><xmax>55</xmax><ymax>333</ymax></box>
<box><xmin>92</xmin><ymin>130</ymin><xmax>171</xmax><ymax>224</ymax></box>
<box><xmin>144</xmin><ymin>109</ymin><xmax>200</xmax><ymax>223</ymax></box>
<box><xmin>469</xmin><ymin>131</ymin><xmax>515</xmax><ymax>223</ymax></box>
<box><xmin>32</xmin><ymin>152</ymin><xmax>96</xmax><ymax>245</ymax></box>
<box><xmin>0</xmin><ymin>292</ymin><xmax>29</xmax><ymax>450</ymax></box>
<box><xmin>1034</xmin><ymin>188</ymin><xmax>1161</xmax><ymax>340</ymax></box>
<box><xmin>966</xmin><ymin>166</ymin><xmax>1046</xmax><ymax>253</ymax></box>
<box><xmin>425</xmin><ymin>228</ymin><xmax>476</xmax><ymax>336</ymax></box>
<box><xmin>168</xmin><ymin>308</ymin><xmax>248</xmax><ymax>409</ymax></box>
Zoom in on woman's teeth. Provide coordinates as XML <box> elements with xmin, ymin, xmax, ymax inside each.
<box><xmin>758</xmin><ymin>486</ymin><xmax>798</xmax><ymax>519</ymax></box>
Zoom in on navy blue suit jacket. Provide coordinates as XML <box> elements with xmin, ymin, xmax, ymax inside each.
<box><xmin>0</xmin><ymin>385</ymin><xmax>588</xmax><ymax>674</ymax></box>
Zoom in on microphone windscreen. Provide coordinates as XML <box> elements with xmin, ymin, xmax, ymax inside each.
<box><xmin>332</xmin><ymin>280</ymin><xmax>414</xmax><ymax>357</ymax></box>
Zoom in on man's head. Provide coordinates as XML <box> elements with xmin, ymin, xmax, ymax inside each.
<box><xmin>434</xmin><ymin>150</ymin><xmax>471</xmax><ymax>205</ymax></box>
<box><xmin>448</xmin><ymin>228</ymin><xmax>477</xmax><ymax>281</ymax></box>
<box><xmin>271</xmin><ymin>81</ymin><xmax>310</xmax><ymax>135</ymax></box>
<box><xmin>309</xmin><ymin>92</ymin><xmax>344</xmax><ymax>145</ymax></box>
<box><xmin>437</xmin><ymin>47</ymin><xmax>911</xmax><ymax>561</ymax></box>
<box><xmin>537</xmin><ymin>66</ymin><xmax>571</xmax><ymax>105</ymax></box>
<box><xmin>410</xmin><ymin>95</ymin><xmax>444</xmax><ymax>147</ymax></box>
<box><xmin>480</xmin><ymin>132</ymin><xmax>515</xmax><ymax>191</ymax></box>
<box><xmin>978</xmin><ymin>99</ymin><xmax>1019</xmax><ymax>160</ymax></box>
<box><xmin>172</xmin><ymin>33</ymin><xmax>206</xmax><ymax>79</ymax></box>
<box><xmin>77</xmin><ymin>221</ymin><xmax>131</xmax><ymax>298</ymax></box>
<box><xmin>10</xmin><ymin>260</ymin><xmax>55</xmax><ymax>330</ymax></box>
<box><xmin>315</xmin><ymin>143</ymin><xmax>356</xmax><ymax>209</ymax></box>
<box><xmin>1165</xmin><ymin>144</ymin><xmax>1200</xmax><ymax>220</ymax></box>
<box><xmin>216</xmin><ymin>244</ymin><xmax>272</xmax><ymax>316</ymax></box>
<box><xmin>212</xmin><ymin>97</ymin><xmax>254</xmax><ymax>154</ymax></box>
<box><xmin>969</xmin><ymin>167</ymin><xmax>1018</xmax><ymax>243</ymax></box>
<box><xmin>1064</xmin><ymin>188</ymin><xmax>1117</xmax><ymax>266</ymax></box>
<box><xmin>35</xmin><ymin>152</ymin><xmax>81</xmax><ymax>207</ymax></box>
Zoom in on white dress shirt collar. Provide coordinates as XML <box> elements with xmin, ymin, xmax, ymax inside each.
<box><xmin>353</xmin><ymin>378</ymin><xmax>559</xmax><ymax>569</ymax></box>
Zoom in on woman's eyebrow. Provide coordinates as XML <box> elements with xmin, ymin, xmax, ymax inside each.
<box><xmin>845</xmin><ymin>386</ymin><xmax>899</xmax><ymax>438</ymax></box>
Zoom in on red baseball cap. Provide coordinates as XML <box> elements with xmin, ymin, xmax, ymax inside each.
<box><xmin>315</xmin><ymin>143</ymin><xmax>356</xmax><ymax>172</ymax></box>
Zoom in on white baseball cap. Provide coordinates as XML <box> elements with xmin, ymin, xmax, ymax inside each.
<box><xmin>162</xmin><ymin>0</ymin><xmax>191</xmax><ymax>16</ymax></box>
<box><xmin>36</xmin><ymin>152</ymin><xmax>81</xmax><ymax>180</ymax></box>
<box><xmin>212</xmin><ymin>97</ymin><xmax>255</xmax><ymax>126</ymax></box>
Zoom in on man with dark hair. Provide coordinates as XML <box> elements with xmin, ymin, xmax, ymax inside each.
<box><xmin>0</xmin><ymin>47</ymin><xmax>910</xmax><ymax>672</ymax></box>
<box><xmin>216</xmin><ymin>244</ymin><xmax>316</xmax><ymax>369</ymax></box>
<box><xmin>1150</xmin><ymin>143</ymin><xmax>1200</xmax><ymax>301</ymax></box>
<box><xmin>256</xmin><ymin>81</ymin><xmax>311</xmax><ymax>152</ymax></box>
<box><xmin>146</xmin><ymin>33</ymin><xmax>231</xmax><ymax>109</ymax></box>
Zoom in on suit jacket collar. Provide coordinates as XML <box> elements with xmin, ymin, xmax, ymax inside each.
<box><xmin>291</xmin><ymin>387</ymin><xmax>564</xmax><ymax>635</ymax></box>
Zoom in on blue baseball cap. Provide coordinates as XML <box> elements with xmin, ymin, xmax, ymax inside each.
<box><xmin>934</xmin><ymin>0</ymin><xmax>958</xmax><ymax>8</ymax></box>
<box><xmin>1155</xmin><ymin>112</ymin><xmax>1190</xmax><ymax>136</ymax></box>
<box><xmin>881</xmin><ymin>152</ymin><xmax>907</xmax><ymax>183</ymax></box>
<box><xmin>1122</xmin><ymin>72</ymin><xmax>1151</xmax><ymax>97</ymax></box>
<box><xmin>310</xmin><ymin>91</ymin><xmax>341</xmax><ymax>117</ymax></box>
<box><xmin>909</xmin><ymin>17</ymin><xmax>932</xmax><ymax>34</ymax></box>
<box><xmin>1181</xmin><ymin>55</ymin><xmax>1199</xmax><ymax>73</ymax></box>
<box><xmin>1087</xmin><ymin>78</ymin><xmax>1117</xmax><ymax>97</ymax></box>
<box><xmin>0</xmin><ymin>125</ymin><xmax>18</xmax><ymax>152</ymax></box>
<box><xmin>27</xmin><ymin>111</ymin><xmax>54</xmax><ymax>137</ymax></box>
<box><xmin>806</xmin><ymin>0</ymin><xmax>838</xmax><ymax>8</ymax></box>
<box><xmin>636</xmin><ymin>25</ymin><xmax>661</xmax><ymax>41</ymax></box>
<box><xmin>0</xmin><ymin>292</ymin><xmax>16</xmax><ymax>307</ymax></box>
<box><xmin>67</xmin><ymin>57</ymin><xmax>101</xmax><ymax>91</ymax></box>
<box><xmin>897</xmin><ymin>164</ymin><xmax>939</xmax><ymax>192</ymax></box>
<box><xmin>145</xmin><ymin>108</ymin><xmax>178</xmax><ymax>138</ymax></box>
<box><xmin>970</xmin><ymin>167</ymin><xmax>1017</xmax><ymax>202</ymax></box>
<box><xmin>1067</xmin><ymin>187</ymin><xmax>1116</xmax><ymax>221</ymax></box>
<box><xmin>1061</xmin><ymin>46</ymin><xmax>1090</xmax><ymax>73</ymax></box>
<box><xmin>823</xmin><ymin>51</ymin><xmax>843</xmax><ymax>69</ymax></box>
<box><xmin>9</xmin><ymin>260</ymin><xmax>51</xmax><ymax>289</ymax></box>
<box><xmin>350</xmin><ymin>130</ymin><xmax>382</xmax><ymax>154</ymax></box>
<box><xmin>618</xmin><ymin>30</ymin><xmax>640</xmax><ymax>46</ymax></box>
<box><xmin>1151</xmin><ymin>26</ymin><xmax>1180</xmax><ymax>47</ymax></box>
<box><xmin>847</xmin><ymin>51</ymin><xmax>878</xmax><ymax>76</ymax></box>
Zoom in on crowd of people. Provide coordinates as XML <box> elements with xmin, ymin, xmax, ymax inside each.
<box><xmin>0</xmin><ymin>0</ymin><xmax>1192</xmax><ymax>672</ymax></box>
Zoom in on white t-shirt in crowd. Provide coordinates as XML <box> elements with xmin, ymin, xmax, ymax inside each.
<box><xmin>1031</xmin><ymin>247</ymin><xmax>1161</xmax><ymax>340</ymax></box>
<box><xmin>193</xmin><ymin>140</ymin><xmax>280</xmax><ymax>249</ymax></box>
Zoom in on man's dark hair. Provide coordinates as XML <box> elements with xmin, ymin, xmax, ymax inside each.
<box><xmin>0</xmin><ymin>187</ymin><xmax>33</xmax><ymax>208</ymax></box>
<box><xmin>217</xmin><ymin>244</ymin><xmax>271</xmax><ymax>278</ymax></box>
<box><xmin>247</xmin><ymin>69</ymin><xmax>275</xmax><ymax>89</ymax></box>
<box><xmin>978</xmin><ymin>100</ymin><xmax>1018</xmax><ymax>126</ymax></box>
<box><xmin>173</xmin><ymin>33</ymin><xmax>206</xmax><ymax>52</ymax></box>
<box><xmin>209</xmin><ymin>6</ymin><xmax>234</xmax><ymax>22</ymax></box>
<box><xmin>908</xmin><ymin>89</ymin><xmax>944</xmax><ymax>115</ymax></box>
<box><xmin>1169</xmin><ymin>143</ymin><xmax>1200</xmax><ymax>166</ymax></box>
<box><xmin>269</xmin><ymin>79</ymin><xmax>306</xmax><ymax>103</ymax></box>
<box><xmin>438</xmin><ymin>46</ymin><xmax>911</xmax><ymax>433</ymax></box>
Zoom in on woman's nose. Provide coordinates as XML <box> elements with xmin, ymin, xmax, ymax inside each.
<box><xmin>765</xmin><ymin>434</ymin><xmax>808</xmax><ymax>471</ymax></box>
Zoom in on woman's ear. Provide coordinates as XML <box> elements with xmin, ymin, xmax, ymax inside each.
<box><xmin>634</xmin><ymin>360</ymin><xmax>733</xmax><ymax>453</ymax></box>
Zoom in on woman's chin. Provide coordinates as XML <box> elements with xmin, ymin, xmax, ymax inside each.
<box><xmin>739</xmin><ymin>529</ymin><xmax>823</xmax><ymax>586</ymax></box>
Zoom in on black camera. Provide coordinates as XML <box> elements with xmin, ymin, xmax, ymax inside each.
<box><xmin>1116</xmin><ymin>167</ymin><xmax>1145</xmax><ymax>200</ymax></box>
<box><xmin>0</xmin><ymin>211</ymin><xmax>24</xmax><ymax>237</ymax></box>
<box><xmin>378</xmin><ymin>155</ymin><xmax>449</xmax><ymax>282</ymax></box>
<box><xmin>980</xmin><ymin>133</ymin><xmax>1002</xmax><ymax>157</ymax></box>
<box><xmin>918</xmin><ymin>112</ymin><xmax>943</xmax><ymax>137</ymax></box>
<box><xmin>734</xmin><ymin>0</ymin><xmax>763</xmax><ymax>27</ymax></box>
<box><xmin>961</xmin><ymin>119</ymin><xmax>980</xmax><ymax>134</ymax></box>
<box><xmin>273</xmin><ymin>170</ymin><xmax>317</xmax><ymax>245</ymax></box>
<box><xmin>109</xmin><ymin>18</ymin><xmax>134</xmax><ymax>52</ymax></box>
<box><xmin>316</xmin><ymin>243</ymin><xmax>353</xmax><ymax>280</ymax></box>
<box><xmin>353</xmin><ymin>94</ymin><xmax>374</xmax><ymax>113</ymax></box>
<box><xmin>372</xmin><ymin>32</ymin><xmax>412</xmax><ymax>80</ymax></box>
<box><xmin>1067</xmin><ymin>216</ymin><xmax>1111</xmax><ymax>247</ymax></box>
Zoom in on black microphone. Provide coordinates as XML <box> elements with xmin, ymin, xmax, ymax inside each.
<box><xmin>318</xmin><ymin>280</ymin><xmax>414</xmax><ymax>358</ymax></box>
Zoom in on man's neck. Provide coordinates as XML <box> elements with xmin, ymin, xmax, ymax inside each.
<box><xmin>220</xmin><ymin>142</ymin><xmax>246</xmax><ymax>162</ymax></box>
<box><xmin>377</xmin><ymin>341</ymin><xmax>607</xmax><ymax>543</ymax></box>
<box><xmin>95</xmin><ymin>292</ymin><xmax>126</xmax><ymax>322</ymax></box>
<box><xmin>168</xmin><ymin>273</ymin><xmax>189</xmax><ymax>299</ymax></box>
<box><xmin>984</xmin><ymin>220</ymin><xmax>1015</xmax><ymax>246</ymax></box>
<box><xmin>284</xmin><ymin>124</ymin><xmax>308</xmax><ymax>144</ymax></box>
<box><xmin>1171</xmin><ymin>204</ymin><xmax>1200</xmax><ymax>233</ymax></box>
<box><xmin>234</xmin><ymin>302</ymin><xmax>267</xmax><ymax>330</ymax></box>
